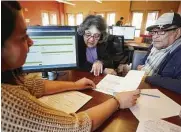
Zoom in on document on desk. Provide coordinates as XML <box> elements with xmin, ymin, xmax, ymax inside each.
<box><xmin>130</xmin><ymin>89</ymin><xmax>181</xmax><ymax>121</ymax></box>
<box><xmin>123</xmin><ymin>70</ymin><xmax>145</xmax><ymax>90</ymax></box>
<box><xmin>38</xmin><ymin>91</ymin><xmax>92</xmax><ymax>114</ymax></box>
<box><xmin>136</xmin><ymin>119</ymin><xmax>181</xmax><ymax>132</ymax></box>
<box><xmin>95</xmin><ymin>70</ymin><xmax>145</xmax><ymax>95</ymax></box>
<box><xmin>95</xmin><ymin>74</ymin><xmax>124</xmax><ymax>95</ymax></box>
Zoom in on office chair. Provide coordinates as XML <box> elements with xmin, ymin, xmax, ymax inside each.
<box><xmin>140</xmin><ymin>34</ymin><xmax>152</xmax><ymax>44</ymax></box>
<box><xmin>131</xmin><ymin>50</ymin><xmax>148</xmax><ymax>70</ymax></box>
<box><xmin>107</xmin><ymin>35</ymin><xmax>131</xmax><ymax>69</ymax></box>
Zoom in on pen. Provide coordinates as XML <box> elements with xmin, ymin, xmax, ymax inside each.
<box><xmin>140</xmin><ymin>93</ymin><xmax>160</xmax><ymax>98</ymax></box>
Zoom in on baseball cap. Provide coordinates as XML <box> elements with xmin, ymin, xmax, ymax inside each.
<box><xmin>147</xmin><ymin>12</ymin><xmax>181</xmax><ymax>31</ymax></box>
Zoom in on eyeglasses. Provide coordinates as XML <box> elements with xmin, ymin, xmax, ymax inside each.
<box><xmin>149</xmin><ymin>27</ymin><xmax>178</xmax><ymax>36</ymax></box>
<box><xmin>84</xmin><ymin>32</ymin><xmax>101</xmax><ymax>40</ymax></box>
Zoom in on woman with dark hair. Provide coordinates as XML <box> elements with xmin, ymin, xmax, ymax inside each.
<box><xmin>77</xmin><ymin>15</ymin><xmax>116</xmax><ymax>76</ymax></box>
<box><xmin>1</xmin><ymin>1</ymin><xmax>140</xmax><ymax>131</ymax></box>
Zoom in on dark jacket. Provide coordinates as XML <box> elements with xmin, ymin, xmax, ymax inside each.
<box><xmin>142</xmin><ymin>45</ymin><xmax>181</xmax><ymax>94</ymax></box>
<box><xmin>116</xmin><ymin>20</ymin><xmax>123</xmax><ymax>26</ymax></box>
<box><xmin>77</xmin><ymin>34</ymin><xmax>114</xmax><ymax>71</ymax></box>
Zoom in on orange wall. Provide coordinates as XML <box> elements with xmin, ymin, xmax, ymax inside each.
<box><xmin>131</xmin><ymin>1</ymin><xmax>180</xmax><ymax>15</ymax></box>
<box><xmin>178</xmin><ymin>2</ymin><xmax>181</xmax><ymax>13</ymax></box>
<box><xmin>130</xmin><ymin>1</ymin><xmax>180</xmax><ymax>34</ymax></box>
<box><xmin>64</xmin><ymin>1</ymin><xmax>179</xmax><ymax>25</ymax></box>
<box><xmin>19</xmin><ymin>1</ymin><xmax>180</xmax><ymax>26</ymax></box>
<box><xmin>19</xmin><ymin>1</ymin><xmax>64</xmax><ymax>26</ymax></box>
<box><xmin>64</xmin><ymin>1</ymin><xmax>131</xmax><ymax>25</ymax></box>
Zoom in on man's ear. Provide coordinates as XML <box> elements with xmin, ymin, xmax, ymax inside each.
<box><xmin>175</xmin><ymin>27</ymin><xmax>181</xmax><ymax>39</ymax></box>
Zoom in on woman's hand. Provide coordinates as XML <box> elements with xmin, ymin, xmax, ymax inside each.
<box><xmin>91</xmin><ymin>60</ymin><xmax>103</xmax><ymax>76</ymax></box>
<box><xmin>75</xmin><ymin>77</ymin><xmax>96</xmax><ymax>90</ymax></box>
<box><xmin>114</xmin><ymin>89</ymin><xmax>140</xmax><ymax>109</ymax></box>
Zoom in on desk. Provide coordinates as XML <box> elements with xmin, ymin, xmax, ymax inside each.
<box><xmin>125</xmin><ymin>42</ymin><xmax>150</xmax><ymax>50</ymax></box>
<box><xmin>58</xmin><ymin>70</ymin><xmax>181</xmax><ymax>132</ymax></box>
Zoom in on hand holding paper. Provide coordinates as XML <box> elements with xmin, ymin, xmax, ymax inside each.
<box><xmin>114</xmin><ymin>89</ymin><xmax>140</xmax><ymax>109</ymax></box>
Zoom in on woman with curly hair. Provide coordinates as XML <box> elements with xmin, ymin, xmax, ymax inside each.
<box><xmin>77</xmin><ymin>15</ymin><xmax>116</xmax><ymax>76</ymax></box>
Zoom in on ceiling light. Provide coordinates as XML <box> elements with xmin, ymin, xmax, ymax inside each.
<box><xmin>95</xmin><ymin>0</ymin><xmax>102</xmax><ymax>3</ymax></box>
<box><xmin>56</xmin><ymin>0</ymin><xmax>76</xmax><ymax>6</ymax></box>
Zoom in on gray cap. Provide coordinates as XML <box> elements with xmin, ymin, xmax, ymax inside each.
<box><xmin>147</xmin><ymin>12</ymin><xmax>181</xmax><ymax>31</ymax></box>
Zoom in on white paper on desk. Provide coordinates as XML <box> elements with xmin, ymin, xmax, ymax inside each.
<box><xmin>96</xmin><ymin>74</ymin><xmax>124</xmax><ymax>95</ymax></box>
<box><xmin>95</xmin><ymin>70</ymin><xmax>145</xmax><ymax>95</ymax></box>
<box><xmin>38</xmin><ymin>91</ymin><xmax>92</xmax><ymax>114</ymax></box>
<box><xmin>116</xmin><ymin>70</ymin><xmax>145</xmax><ymax>91</ymax></box>
<box><xmin>136</xmin><ymin>119</ymin><xmax>181</xmax><ymax>132</ymax></box>
<box><xmin>130</xmin><ymin>89</ymin><xmax>181</xmax><ymax>121</ymax></box>
<box><xmin>125</xmin><ymin>70</ymin><xmax>145</xmax><ymax>83</ymax></box>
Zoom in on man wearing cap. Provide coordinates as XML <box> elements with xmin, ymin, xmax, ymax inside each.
<box><xmin>137</xmin><ymin>12</ymin><xmax>181</xmax><ymax>94</ymax></box>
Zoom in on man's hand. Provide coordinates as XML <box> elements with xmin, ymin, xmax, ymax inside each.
<box><xmin>75</xmin><ymin>77</ymin><xmax>96</xmax><ymax>90</ymax></box>
<box><xmin>137</xmin><ymin>65</ymin><xmax>144</xmax><ymax>71</ymax></box>
<box><xmin>104</xmin><ymin>68</ymin><xmax>117</xmax><ymax>75</ymax></box>
<box><xmin>90</xmin><ymin>60</ymin><xmax>103</xmax><ymax>76</ymax></box>
<box><xmin>114</xmin><ymin>89</ymin><xmax>140</xmax><ymax>109</ymax></box>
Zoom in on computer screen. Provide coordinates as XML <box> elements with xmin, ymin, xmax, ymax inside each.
<box><xmin>23</xmin><ymin>26</ymin><xmax>78</xmax><ymax>72</ymax></box>
<box><xmin>112</xmin><ymin>26</ymin><xmax>135</xmax><ymax>40</ymax></box>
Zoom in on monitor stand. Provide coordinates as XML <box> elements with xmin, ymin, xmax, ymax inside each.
<box><xmin>41</xmin><ymin>71</ymin><xmax>68</xmax><ymax>80</ymax></box>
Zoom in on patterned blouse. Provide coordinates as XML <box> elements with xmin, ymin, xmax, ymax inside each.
<box><xmin>1</xmin><ymin>78</ymin><xmax>92</xmax><ymax>132</ymax></box>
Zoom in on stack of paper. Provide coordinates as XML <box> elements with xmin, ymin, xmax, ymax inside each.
<box><xmin>96</xmin><ymin>70</ymin><xmax>145</xmax><ymax>95</ymax></box>
<box><xmin>38</xmin><ymin>91</ymin><xmax>92</xmax><ymax>114</ymax></box>
<box><xmin>130</xmin><ymin>89</ymin><xmax>181</xmax><ymax>121</ymax></box>
<box><xmin>136</xmin><ymin>120</ymin><xmax>181</xmax><ymax>132</ymax></box>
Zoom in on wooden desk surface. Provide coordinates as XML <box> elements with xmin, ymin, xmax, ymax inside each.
<box><xmin>59</xmin><ymin>70</ymin><xmax>181</xmax><ymax>132</ymax></box>
<box><xmin>125</xmin><ymin>42</ymin><xmax>150</xmax><ymax>49</ymax></box>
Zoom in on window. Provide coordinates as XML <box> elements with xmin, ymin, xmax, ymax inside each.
<box><xmin>67</xmin><ymin>13</ymin><xmax>83</xmax><ymax>26</ymax></box>
<box><xmin>76</xmin><ymin>13</ymin><xmax>83</xmax><ymax>25</ymax></box>
<box><xmin>50</xmin><ymin>13</ymin><xmax>57</xmax><ymax>25</ymax></box>
<box><xmin>68</xmin><ymin>14</ymin><xmax>75</xmax><ymax>26</ymax></box>
<box><xmin>131</xmin><ymin>11</ymin><xmax>159</xmax><ymax>36</ymax></box>
<box><xmin>107</xmin><ymin>13</ymin><xmax>115</xmax><ymax>26</ymax></box>
<box><xmin>41</xmin><ymin>11</ymin><xmax>58</xmax><ymax>26</ymax></box>
<box><xmin>96</xmin><ymin>13</ymin><xmax>104</xmax><ymax>17</ymax></box>
<box><xmin>145</xmin><ymin>11</ymin><xmax>159</xmax><ymax>34</ymax></box>
<box><xmin>132</xmin><ymin>12</ymin><xmax>143</xmax><ymax>37</ymax></box>
<box><xmin>42</xmin><ymin>12</ymin><xmax>49</xmax><ymax>26</ymax></box>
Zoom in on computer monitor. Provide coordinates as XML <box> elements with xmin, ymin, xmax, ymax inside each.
<box><xmin>23</xmin><ymin>26</ymin><xmax>78</xmax><ymax>73</ymax></box>
<box><xmin>112</xmin><ymin>26</ymin><xmax>136</xmax><ymax>40</ymax></box>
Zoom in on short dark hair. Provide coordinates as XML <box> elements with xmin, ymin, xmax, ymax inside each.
<box><xmin>77</xmin><ymin>15</ymin><xmax>108</xmax><ymax>43</ymax></box>
<box><xmin>120</xmin><ymin>17</ymin><xmax>124</xmax><ymax>20</ymax></box>
<box><xmin>1</xmin><ymin>1</ymin><xmax>23</xmax><ymax>84</ymax></box>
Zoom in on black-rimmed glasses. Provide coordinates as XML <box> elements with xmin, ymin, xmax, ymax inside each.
<box><xmin>149</xmin><ymin>27</ymin><xmax>178</xmax><ymax>36</ymax></box>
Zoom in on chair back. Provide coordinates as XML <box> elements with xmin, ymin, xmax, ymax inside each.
<box><xmin>131</xmin><ymin>50</ymin><xmax>147</xmax><ymax>70</ymax></box>
<box><xmin>140</xmin><ymin>34</ymin><xmax>152</xmax><ymax>44</ymax></box>
<box><xmin>107</xmin><ymin>35</ymin><xmax>124</xmax><ymax>55</ymax></box>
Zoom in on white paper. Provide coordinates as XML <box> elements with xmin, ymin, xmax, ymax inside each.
<box><xmin>125</xmin><ymin>70</ymin><xmax>145</xmax><ymax>84</ymax></box>
<box><xmin>38</xmin><ymin>91</ymin><xmax>92</xmax><ymax>114</ymax></box>
<box><xmin>95</xmin><ymin>70</ymin><xmax>145</xmax><ymax>95</ymax></box>
<box><xmin>130</xmin><ymin>89</ymin><xmax>181</xmax><ymax>121</ymax></box>
<box><xmin>96</xmin><ymin>74</ymin><xmax>124</xmax><ymax>95</ymax></box>
<box><xmin>136</xmin><ymin>120</ymin><xmax>181</xmax><ymax>132</ymax></box>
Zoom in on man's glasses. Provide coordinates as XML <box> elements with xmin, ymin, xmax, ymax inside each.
<box><xmin>149</xmin><ymin>27</ymin><xmax>178</xmax><ymax>36</ymax></box>
<box><xmin>84</xmin><ymin>32</ymin><xmax>101</xmax><ymax>40</ymax></box>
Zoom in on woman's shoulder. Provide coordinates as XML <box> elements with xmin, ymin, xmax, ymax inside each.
<box><xmin>2</xmin><ymin>83</ymin><xmax>23</xmax><ymax>89</ymax></box>
<box><xmin>2</xmin><ymin>83</ymin><xmax>29</xmax><ymax>95</ymax></box>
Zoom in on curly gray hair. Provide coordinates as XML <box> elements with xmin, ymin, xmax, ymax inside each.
<box><xmin>77</xmin><ymin>15</ymin><xmax>108</xmax><ymax>43</ymax></box>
